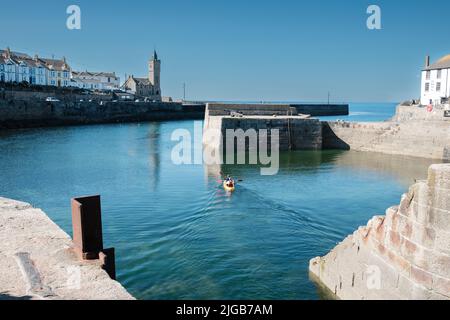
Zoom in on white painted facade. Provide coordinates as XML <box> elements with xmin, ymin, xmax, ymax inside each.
<box><xmin>1</xmin><ymin>47</ymin><xmax>123</xmax><ymax>92</ymax></box>
<box><xmin>16</xmin><ymin>60</ymin><xmax>29</xmax><ymax>83</ymax></box>
<box><xmin>0</xmin><ymin>57</ymin><xmax>17</xmax><ymax>82</ymax></box>
<box><xmin>71</xmin><ymin>71</ymin><xmax>120</xmax><ymax>91</ymax></box>
<box><xmin>29</xmin><ymin>61</ymin><xmax>48</xmax><ymax>86</ymax></box>
<box><xmin>1</xmin><ymin>48</ymin><xmax>72</xmax><ymax>87</ymax></box>
<box><xmin>71</xmin><ymin>78</ymin><xmax>101</xmax><ymax>90</ymax></box>
<box><xmin>421</xmin><ymin>55</ymin><xmax>450</xmax><ymax>105</ymax></box>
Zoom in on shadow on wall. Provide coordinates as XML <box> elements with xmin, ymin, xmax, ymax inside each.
<box><xmin>0</xmin><ymin>293</ymin><xmax>33</xmax><ymax>300</ymax></box>
<box><xmin>321</xmin><ymin>122</ymin><xmax>350</xmax><ymax>150</ymax></box>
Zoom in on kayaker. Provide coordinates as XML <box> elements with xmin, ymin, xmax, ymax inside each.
<box><xmin>225</xmin><ymin>176</ymin><xmax>234</xmax><ymax>187</ymax></box>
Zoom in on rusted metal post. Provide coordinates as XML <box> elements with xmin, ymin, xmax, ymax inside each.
<box><xmin>71</xmin><ymin>195</ymin><xmax>116</xmax><ymax>279</ymax></box>
<box><xmin>71</xmin><ymin>195</ymin><xmax>104</xmax><ymax>260</ymax></box>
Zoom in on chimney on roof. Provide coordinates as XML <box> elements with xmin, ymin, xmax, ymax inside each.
<box><xmin>425</xmin><ymin>55</ymin><xmax>430</xmax><ymax>68</ymax></box>
<box><xmin>5</xmin><ymin>47</ymin><xmax>11</xmax><ymax>59</ymax></box>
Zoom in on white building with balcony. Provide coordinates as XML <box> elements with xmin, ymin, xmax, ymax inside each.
<box><xmin>421</xmin><ymin>55</ymin><xmax>450</xmax><ymax>105</ymax></box>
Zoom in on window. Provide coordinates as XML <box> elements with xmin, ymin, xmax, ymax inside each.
<box><xmin>436</xmin><ymin>82</ymin><xmax>441</xmax><ymax>92</ymax></box>
<box><xmin>426</xmin><ymin>71</ymin><xmax>431</xmax><ymax>80</ymax></box>
<box><xmin>425</xmin><ymin>83</ymin><xmax>430</xmax><ymax>92</ymax></box>
<box><xmin>437</xmin><ymin>70</ymin><xmax>442</xmax><ymax>79</ymax></box>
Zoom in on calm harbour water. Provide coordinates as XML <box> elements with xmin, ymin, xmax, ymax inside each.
<box><xmin>0</xmin><ymin>103</ymin><xmax>441</xmax><ymax>299</ymax></box>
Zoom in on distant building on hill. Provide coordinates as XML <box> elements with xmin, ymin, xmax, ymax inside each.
<box><xmin>421</xmin><ymin>54</ymin><xmax>450</xmax><ymax>105</ymax></box>
<box><xmin>71</xmin><ymin>71</ymin><xmax>120</xmax><ymax>91</ymax></box>
<box><xmin>122</xmin><ymin>51</ymin><xmax>161</xmax><ymax>101</ymax></box>
<box><xmin>38</xmin><ymin>57</ymin><xmax>71</xmax><ymax>87</ymax></box>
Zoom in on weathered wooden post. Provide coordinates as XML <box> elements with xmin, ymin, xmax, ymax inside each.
<box><xmin>71</xmin><ymin>195</ymin><xmax>116</xmax><ymax>279</ymax></box>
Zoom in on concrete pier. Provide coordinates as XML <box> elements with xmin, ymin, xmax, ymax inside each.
<box><xmin>0</xmin><ymin>197</ymin><xmax>134</xmax><ymax>300</ymax></box>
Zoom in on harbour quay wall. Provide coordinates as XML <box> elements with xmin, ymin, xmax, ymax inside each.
<box><xmin>0</xmin><ymin>88</ymin><xmax>110</xmax><ymax>103</ymax></box>
<box><xmin>0</xmin><ymin>197</ymin><xmax>134</xmax><ymax>300</ymax></box>
<box><xmin>0</xmin><ymin>98</ymin><xmax>205</xmax><ymax>129</ymax></box>
<box><xmin>322</xmin><ymin>105</ymin><xmax>450</xmax><ymax>161</ymax></box>
<box><xmin>203</xmin><ymin>103</ymin><xmax>324</xmax><ymax>152</ymax></box>
<box><xmin>220</xmin><ymin>117</ymin><xmax>323</xmax><ymax>151</ymax></box>
<box><xmin>292</xmin><ymin>104</ymin><xmax>349</xmax><ymax>116</ymax></box>
<box><xmin>205</xmin><ymin>103</ymin><xmax>450</xmax><ymax>161</ymax></box>
<box><xmin>393</xmin><ymin>104</ymin><xmax>450</xmax><ymax>122</ymax></box>
<box><xmin>206</xmin><ymin>103</ymin><xmax>349</xmax><ymax>117</ymax></box>
<box><xmin>310</xmin><ymin>164</ymin><xmax>450</xmax><ymax>300</ymax></box>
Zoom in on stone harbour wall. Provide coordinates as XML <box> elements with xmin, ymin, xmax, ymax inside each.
<box><xmin>322</xmin><ymin>118</ymin><xmax>450</xmax><ymax>161</ymax></box>
<box><xmin>203</xmin><ymin>103</ymin><xmax>346</xmax><ymax>153</ymax></box>
<box><xmin>310</xmin><ymin>164</ymin><xmax>450</xmax><ymax>300</ymax></box>
<box><xmin>205</xmin><ymin>103</ymin><xmax>349</xmax><ymax>117</ymax></box>
<box><xmin>220</xmin><ymin>116</ymin><xmax>323</xmax><ymax>151</ymax></box>
<box><xmin>393</xmin><ymin>104</ymin><xmax>450</xmax><ymax>122</ymax></box>
<box><xmin>0</xmin><ymin>99</ymin><xmax>205</xmax><ymax>129</ymax></box>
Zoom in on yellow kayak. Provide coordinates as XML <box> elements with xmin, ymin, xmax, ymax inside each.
<box><xmin>223</xmin><ymin>181</ymin><xmax>236</xmax><ymax>192</ymax></box>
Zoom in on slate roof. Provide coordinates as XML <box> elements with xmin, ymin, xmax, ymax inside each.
<box><xmin>73</xmin><ymin>71</ymin><xmax>118</xmax><ymax>78</ymax></box>
<box><xmin>0</xmin><ymin>49</ymin><xmax>31</xmax><ymax>59</ymax></box>
<box><xmin>424</xmin><ymin>54</ymin><xmax>450</xmax><ymax>71</ymax></box>
<box><xmin>38</xmin><ymin>58</ymin><xmax>70</xmax><ymax>71</ymax></box>
<box><xmin>134</xmin><ymin>77</ymin><xmax>151</xmax><ymax>86</ymax></box>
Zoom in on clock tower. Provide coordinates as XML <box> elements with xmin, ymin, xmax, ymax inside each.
<box><xmin>148</xmin><ymin>50</ymin><xmax>161</xmax><ymax>99</ymax></box>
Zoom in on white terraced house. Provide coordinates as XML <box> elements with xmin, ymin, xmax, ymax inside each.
<box><xmin>0</xmin><ymin>48</ymin><xmax>47</xmax><ymax>85</ymax></box>
<box><xmin>0</xmin><ymin>47</ymin><xmax>72</xmax><ymax>87</ymax></box>
<box><xmin>26</xmin><ymin>56</ymin><xmax>48</xmax><ymax>86</ymax></box>
<box><xmin>0</xmin><ymin>55</ymin><xmax>17</xmax><ymax>83</ymax></box>
<box><xmin>421</xmin><ymin>54</ymin><xmax>450</xmax><ymax>105</ymax></box>
<box><xmin>38</xmin><ymin>57</ymin><xmax>71</xmax><ymax>87</ymax></box>
<box><xmin>71</xmin><ymin>71</ymin><xmax>120</xmax><ymax>91</ymax></box>
<box><xmin>0</xmin><ymin>48</ymin><xmax>22</xmax><ymax>83</ymax></box>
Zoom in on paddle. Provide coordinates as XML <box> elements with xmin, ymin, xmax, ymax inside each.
<box><xmin>220</xmin><ymin>171</ymin><xmax>243</xmax><ymax>183</ymax></box>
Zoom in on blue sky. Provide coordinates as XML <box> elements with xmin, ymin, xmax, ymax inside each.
<box><xmin>1</xmin><ymin>0</ymin><xmax>450</xmax><ymax>102</ymax></box>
